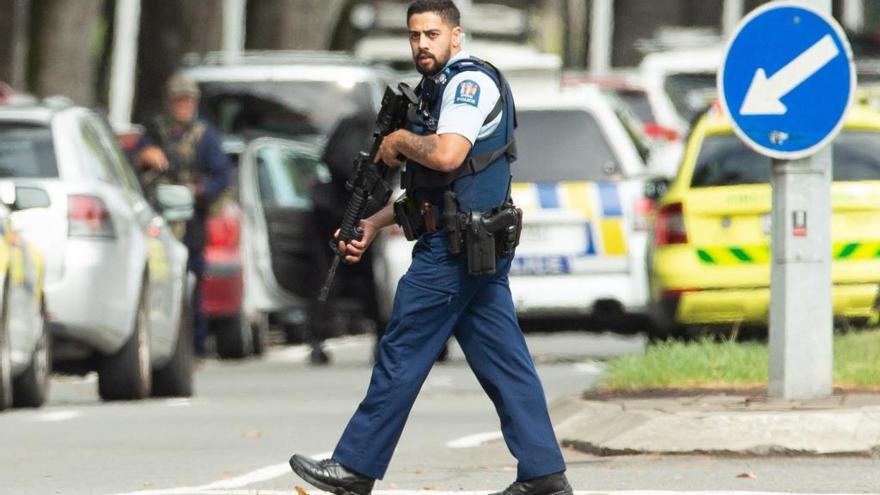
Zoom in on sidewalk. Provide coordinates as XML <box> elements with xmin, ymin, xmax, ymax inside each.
<box><xmin>554</xmin><ymin>392</ymin><xmax>880</xmax><ymax>457</ymax></box>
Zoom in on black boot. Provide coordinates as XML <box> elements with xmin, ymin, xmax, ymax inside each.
<box><xmin>490</xmin><ymin>472</ymin><xmax>573</xmax><ymax>495</ymax></box>
<box><xmin>289</xmin><ymin>454</ymin><xmax>375</xmax><ymax>495</ymax></box>
<box><xmin>309</xmin><ymin>345</ymin><xmax>331</xmax><ymax>365</ymax></box>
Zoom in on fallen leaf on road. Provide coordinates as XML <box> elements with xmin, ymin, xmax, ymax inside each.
<box><xmin>295</xmin><ymin>485</ymin><xmax>311</xmax><ymax>495</ymax></box>
<box><xmin>245</xmin><ymin>431</ymin><xmax>263</xmax><ymax>438</ymax></box>
<box><xmin>143</xmin><ymin>481</ymin><xmax>154</xmax><ymax>487</ymax></box>
<box><xmin>423</xmin><ymin>485</ymin><xmax>441</xmax><ymax>490</ymax></box>
<box><xmin>737</xmin><ymin>472</ymin><xmax>757</xmax><ymax>479</ymax></box>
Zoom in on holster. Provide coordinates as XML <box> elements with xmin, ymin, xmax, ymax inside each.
<box><xmin>393</xmin><ymin>193</ymin><xmax>424</xmax><ymax>241</ymax></box>
<box><xmin>442</xmin><ymin>191</ymin><xmax>523</xmax><ymax>276</ymax></box>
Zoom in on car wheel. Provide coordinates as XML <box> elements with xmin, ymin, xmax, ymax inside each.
<box><xmin>152</xmin><ymin>293</ymin><xmax>194</xmax><ymax>397</ymax></box>
<box><xmin>13</xmin><ymin>306</ymin><xmax>50</xmax><ymax>408</ymax></box>
<box><xmin>0</xmin><ymin>295</ymin><xmax>12</xmax><ymax>411</ymax></box>
<box><xmin>99</xmin><ymin>284</ymin><xmax>151</xmax><ymax>401</ymax></box>
<box><xmin>214</xmin><ymin>313</ymin><xmax>252</xmax><ymax>360</ymax></box>
<box><xmin>251</xmin><ymin>312</ymin><xmax>269</xmax><ymax>357</ymax></box>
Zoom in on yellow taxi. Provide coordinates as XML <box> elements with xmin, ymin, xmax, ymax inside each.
<box><xmin>648</xmin><ymin>103</ymin><xmax>880</xmax><ymax>337</ymax></box>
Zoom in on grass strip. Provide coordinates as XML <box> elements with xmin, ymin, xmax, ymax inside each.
<box><xmin>599</xmin><ymin>329</ymin><xmax>880</xmax><ymax>391</ymax></box>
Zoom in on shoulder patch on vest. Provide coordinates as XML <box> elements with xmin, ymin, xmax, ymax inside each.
<box><xmin>454</xmin><ymin>79</ymin><xmax>481</xmax><ymax>107</ymax></box>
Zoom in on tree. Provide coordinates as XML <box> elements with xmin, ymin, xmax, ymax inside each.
<box><xmin>246</xmin><ymin>0</ymin><xmax>347</xmax><ymax>50</ymax></box>
<box><xmin>29</xmin><ymin>0</ymin><xmax>104</xmax><ymax>104</ymax></box>
<box><xmin>134</xmin><ymin>0</ymin><xmax>223</xmax><ymax>123</ymax></box>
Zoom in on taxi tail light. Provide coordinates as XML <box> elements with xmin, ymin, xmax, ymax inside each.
<box><xmin>68</xmin><ymin>195</ymin><xmax>115</xmax><ymax>238</ymax></box>
<box><xmin>633</xmin><ymin>196</ymin><xmax>655</xmax><ymax>232</ymax></box>
<box><xmin>654</xmin><ymin>202</ymin><xmax>687</xmax><ymax>245</ymax></box>
<box><xmin>206</xmin><ymin>214</ymin><xmax>240</xmax><ymax>248</ymax></box>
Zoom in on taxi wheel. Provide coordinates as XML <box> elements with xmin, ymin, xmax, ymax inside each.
<box><xmin>99</xmin><ymin>284</ymin><xmax>152</xmax><ymax>401</ymax></box>
<box><xmin>152</xmin><ymin>293</ymin><xmax>194</xmax><ymax>397</ymax></box>
<box><xmin>12</xmin><ymin>307</ymin><xmax>50</xmax><ymax>408</ymax></box>
<box><xmin>0</xmin><ymin>294</ymin><xmax>12</xmax><ymax>411</ymax></box>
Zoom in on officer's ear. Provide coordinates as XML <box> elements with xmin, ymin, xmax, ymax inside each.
<box><xmin>451</xmin><ymin>25</ymin><xmax>462</xmax><ymax>49</ymax></box>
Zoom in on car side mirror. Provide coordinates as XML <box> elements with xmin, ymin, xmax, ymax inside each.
<box><xmin>644</xmin><ymin>177</ymin><xmax>670</xmax><ymax>201</ymax></box>
<box><xmin>14</xmin><ymin>186</ymin><xmax>51</xmax><ymax>210</ymax></box>
<box><xmin>156</xmin><ymin>184</ymin><xmax>194</xmax><ymax>222</ymax></box>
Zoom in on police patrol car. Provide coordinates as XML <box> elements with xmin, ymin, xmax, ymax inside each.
<box><xmin>649</xmin><ymin>103</ymin><xmax>880</xmax><ymax>336</ymax></box>
<box><xmin>508</xmin><ymin>84</ymin><xmax>653</xmax><ymax>327</ymax></box>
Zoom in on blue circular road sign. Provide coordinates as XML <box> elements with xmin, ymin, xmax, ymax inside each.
<box><xmin>719</xmin><ymin>1</ymin><xmax>855</xmax><ymax>160</ymax></box>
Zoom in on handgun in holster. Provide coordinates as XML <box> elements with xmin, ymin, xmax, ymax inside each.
<box><xmin>442</xmin><ymin>191</ymin><xmax>523</xmax><ymax>276</ymax></box>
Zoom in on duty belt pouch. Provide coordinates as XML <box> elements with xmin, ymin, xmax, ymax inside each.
<box><xmin>464</xmin><ymin>212</ymin><xmax>497</xmax><ymax>276</ymax></box>
<box><xmin>393</xmin><ymin>194</ymin><xmax>423</xmax><ymax>241</ymax></box>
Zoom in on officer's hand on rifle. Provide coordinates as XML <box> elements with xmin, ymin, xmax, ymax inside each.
<box><xmin>375</xmin><ymin>131</ymin><xmax>406</xmax><ymax>168</ymax></box>
<box><xmin>334</xmin><ymin>218</ymin><xmax>380</xmax><ymax>264</ymax></box>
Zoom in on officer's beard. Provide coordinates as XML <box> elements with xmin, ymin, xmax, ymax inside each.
<box><xmin>414</xmin><ymin>48</ymin><xmax>451</xmax><ymax>76</ymax></box>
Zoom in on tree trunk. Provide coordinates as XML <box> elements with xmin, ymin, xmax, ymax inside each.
<box><xmin>246</xmin><ymin>0</ymin><xmax>347</xmax><ymax>50</ymax></box>
<box><xmin>133</xmin><ymin>0</ymin><xmax>223</xmax><ymax>124</ymax></box>
<box><xmin>30</xmin><ymin>0</ymin><xmax>103</xmax><ymax>104</ymax></box>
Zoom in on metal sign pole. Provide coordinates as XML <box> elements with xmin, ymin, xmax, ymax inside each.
<box><xmin>768</xmin><ymin>0</ymin><xmax>833</xmax><ymax>400</ymax></box>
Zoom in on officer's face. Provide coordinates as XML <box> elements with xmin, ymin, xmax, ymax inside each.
<box><xmin>168</xmin><ymin>95</ymin><xmax>198</xmax><ymax>124</ymax></box>
<box><xmin>408</xmin><ymin>12</ymin><xmax>462</xmax><ymax>76</ymax></box>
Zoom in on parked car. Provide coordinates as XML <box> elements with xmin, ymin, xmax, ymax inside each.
<box><xmin>0</xmin><ymin>101</ymin><xmax>195</xmax><ymax>401</ymax></box>
<box><xmin>238</xmin><ymin>137</ymin><xmax>332</xmax><ymax>341</ymax></box>
<box><xmin>373</xmin><ymin>84</ymin><xmax>654</xmax><ymax>331</ymax></box>
<box><xmin>0</xmin><ymin>181</ymin><xmax>49</xmax><ymax>410</ymax></box>
<box><xmin>648</xmin><ymin>104</ymin><xmax>880</xmax><ymax>338</ymax></box>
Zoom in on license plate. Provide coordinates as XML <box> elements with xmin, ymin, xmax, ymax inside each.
<box><xmin>510</xmin><ymin>256</ymin><xmax>571</xmax><ymax>275</ymax></box>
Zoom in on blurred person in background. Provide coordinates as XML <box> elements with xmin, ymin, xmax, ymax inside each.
<box><xmin>307</xmin><ymin>110</ymin><xmax>380</xmax><ymax>365</ymax></box>
<box><xmin>134</xmin><ymin>73</ymin><xmax>231</xmax><ymax>357</ymax></box>
<box><xmin>289</xmin><ymin>2</ymin><xmax>570</xmax><ymax>495</ymax></box>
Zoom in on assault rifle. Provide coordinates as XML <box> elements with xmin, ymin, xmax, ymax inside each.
<box><xmin>317</xmin><ymin>83</ymin><xmax>422</xmax><ymax>302</ymax></box>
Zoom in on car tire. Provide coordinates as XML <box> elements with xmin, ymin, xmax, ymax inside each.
<box><xmin>12</xmin><ymin>306</ymin><xmax>50</xmax><ymax>408</ymax></box>
<box><xmin>0</xmin><ymin>293</ymin><xmax>12</xmax><ymax>411</ymax></box>
<box><xmin>215</xmin><ymin>313</ymin><xmax>252</xmax><ymax>360</ymax></box>
<box><xmin>152</xmin><ymin>293</ymin><xmax>194</xmax><ymax>397</ymax></box>
<box><xmin>99</xmin><ymin>284</ymin><xmax>151</xmax><ymax>401</ymax></box>
<box><xmin>250</xmin><ymin>312</ymin><xmax>269</xmax><ymax>357</ymax></box>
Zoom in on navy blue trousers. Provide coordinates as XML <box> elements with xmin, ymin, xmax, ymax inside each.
<box><xmin>333</xmin><ymin>232</ymin><xmax>566</xmax><ymax>480</ymax></box>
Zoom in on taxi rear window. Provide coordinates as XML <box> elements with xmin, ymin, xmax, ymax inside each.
<box><xmin>513</xmin><ymin>109</ymin><xmax>620</xmax><ymax>183</ymax></box>
<box><xmin>0</xmin><ymin>122</ymin><xmax>58</xmax><ymax>178</ymax></box>
<box><xmin>691</xmin><ymin>132</ymin><xmax>880</xmax><ymax>187</ymax></box>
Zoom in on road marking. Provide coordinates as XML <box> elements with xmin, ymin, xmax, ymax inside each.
<box><xmin>573</xmin><ymin>361</ymin><xmax>604</xmax><ymax>374</ymax></box>
<box><xmin>446</xmin><ymin>431</ymin><xmax>504</xmax><ymax>448</ymax></box>
<box><xmin>29</xmin><ymin>410</ymin><xmax>81</xmax><ymax>422</ymax></box>
<box><xmin>165</xmin><ymin>398</ymin><xmax>193</xmax><ymax>407</ymax></box>
<box><xmin>110</xmin><ymin>489</ymin><xmax>880</xmax><ymax>495</ymax></box>
<box><xmin>110</xmin><ymin>451</ymin><xmax>334</xmax><ymax>495</ymax></box>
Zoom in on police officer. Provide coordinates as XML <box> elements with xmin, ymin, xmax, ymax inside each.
<box><xmin>134</xmin><ymin>73</ymin><xmax>230</xmax><ymax>357</ymax></box>
<box><xmin>289</xmin><ymin>2</ymin><xmax>571</xmax><ymax>494</ymax></box>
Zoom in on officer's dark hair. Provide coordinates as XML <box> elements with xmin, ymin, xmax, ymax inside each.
<box><xmin>407</xmin><ymin>0</ymin><xmax>461</xmax><ymax>27</ymax></box>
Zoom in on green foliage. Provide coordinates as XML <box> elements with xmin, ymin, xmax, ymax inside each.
<box><xmin>600</xmin><ymin>330</ymin><xmax>880</xmax><ymax>390</ymax></box>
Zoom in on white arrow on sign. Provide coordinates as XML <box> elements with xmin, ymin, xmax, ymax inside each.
<box><xmin>739</xmin><ymin>34</ymin><xmax>840</xmax><ymax>116</ymax></box>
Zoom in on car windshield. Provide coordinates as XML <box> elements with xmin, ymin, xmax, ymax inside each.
<box><xmin>256</xmin><ymin>145</ymin><xmax>330</xmax><ymax>209</ymax></box>
<box><xmin>512</xmin><ymin>109</ymin><xmax>621</xmax><ymax>183</ymax></box>
<box><xmin>691</xmin><ymin>132</ymin><xmax>880</xmax><ymax>187</ymax></box>
<box><xmin>664</xmin><ymin>73</ymin><xmax>717</xmax><ymax>124</ymax></box>
<box><xmin>199</xmin><ymin>80</ymin><xmax>374</xmax><ymax>138</ymax></box>
<box><xmin>0</xmin><ymin>123</ymin><xmax>58</xmax><ymax>178</ymax></box>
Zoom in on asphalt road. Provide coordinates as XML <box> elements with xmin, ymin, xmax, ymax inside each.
<box><xmin>2</xmin><ymin>331</ymin><xmax>879</xmax><ymax>495</ymax></box>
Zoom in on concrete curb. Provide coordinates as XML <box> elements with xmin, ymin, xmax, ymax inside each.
<box><xmin>555</xmin><ymin>395</ymin><xmax>880</xmax><ymax>457</ymax></box>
